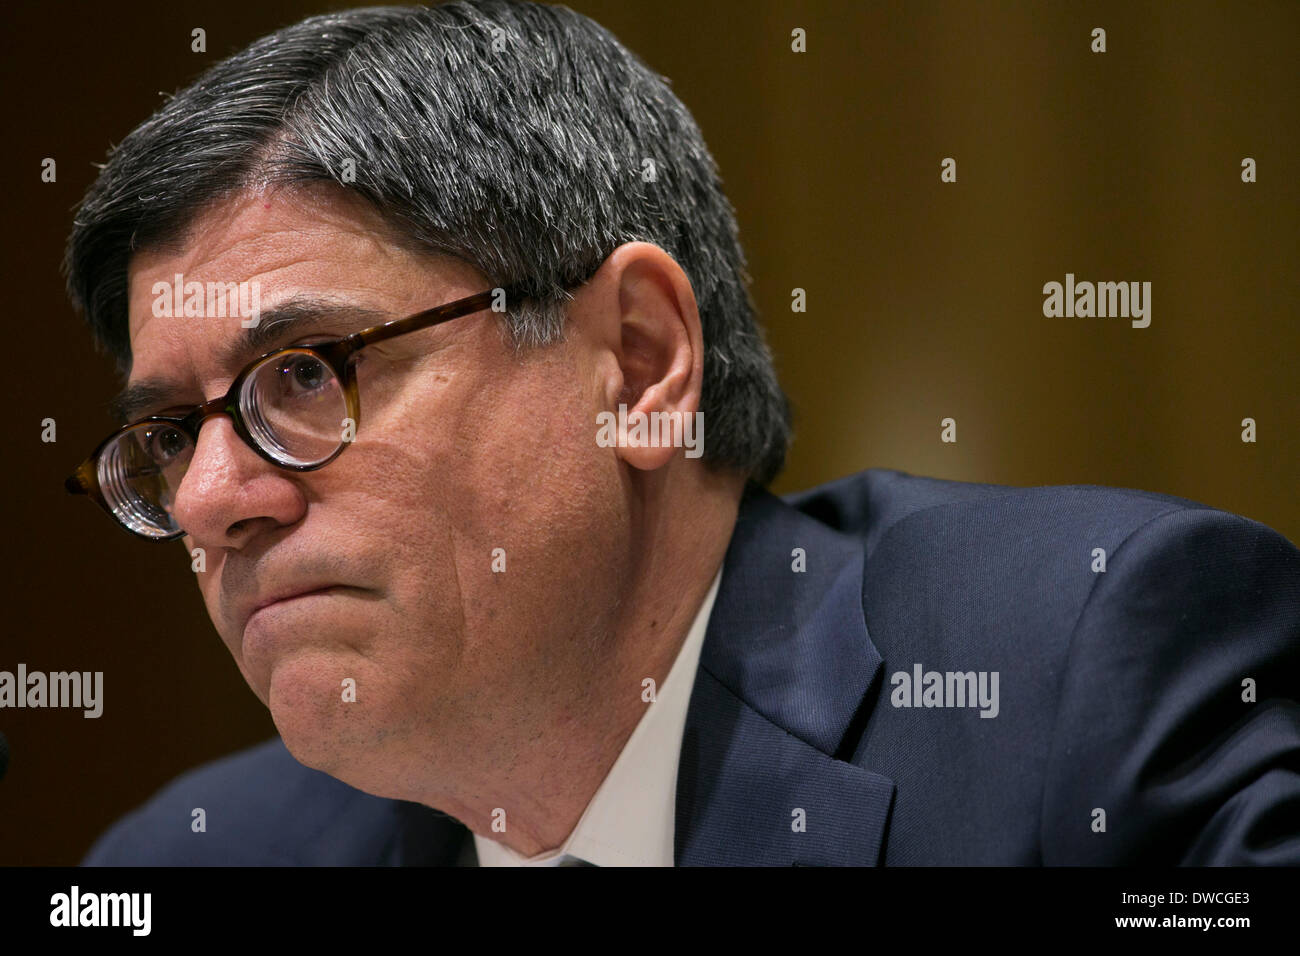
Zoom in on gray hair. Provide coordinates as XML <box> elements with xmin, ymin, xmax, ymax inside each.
<box><xmin>64</xmin><ymin>1</ymin><xmax>791</xmax><ymax>485</ymax></box>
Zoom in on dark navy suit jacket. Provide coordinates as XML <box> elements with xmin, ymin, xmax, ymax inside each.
<box><xmin>82</xmin><ymin>468</ymin><xmax>1300</xmax><ymax>865</ymax></box>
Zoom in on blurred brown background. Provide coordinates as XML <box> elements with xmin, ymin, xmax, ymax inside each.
<box><xmin>1</xmin><ymin>0</ymin><xmax>1295</xmax><ymax>864</ymax></box>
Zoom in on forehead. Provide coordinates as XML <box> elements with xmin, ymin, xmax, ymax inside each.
<box><xmin>123</xmin><ymin>186</ymin><xmax>470</xmax><ymax>381</ymax></box>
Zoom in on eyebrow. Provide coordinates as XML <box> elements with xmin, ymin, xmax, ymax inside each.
<box><xmin>108</xmin><ymin>298</ymin><xmax>389</xmax><ymax>425</ymax></box>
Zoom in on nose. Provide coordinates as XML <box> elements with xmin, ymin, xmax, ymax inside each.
<box><xmin>169</xmin><ymin>414</ymin><xmax>307</xmax><ymax>548</ymax></box>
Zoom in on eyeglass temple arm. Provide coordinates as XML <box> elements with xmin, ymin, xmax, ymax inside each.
<box><xmin>349</xmin><ymin>285</ymin><xmax>528</xmax><ymax>351</ymax></box>
<box><xmin>66</xmin><ymin>461</ymin><xmax>94</xmax><ymax>496</ymax></box>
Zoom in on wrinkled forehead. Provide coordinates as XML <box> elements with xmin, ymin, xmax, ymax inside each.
<box><xmin>122</xmin><ymin>186</ymin><xmax>473</xmax><ymax>380</ymax></box>
<box><xmin>128</xmin><ymin>190</ymin><xmax>365</xmax><ymax>331</ymax></box>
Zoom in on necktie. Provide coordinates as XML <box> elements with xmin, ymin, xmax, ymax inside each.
<box><xmin>557</xmin><ymin>855</ymin><xmax>597</xmax><ymax>866</ymax></box>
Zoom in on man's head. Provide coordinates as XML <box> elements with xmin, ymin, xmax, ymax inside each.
<box><xmin>65</xmin><ymin>1</ymin><xmax>788</xmax><ymax>836</ymax></box>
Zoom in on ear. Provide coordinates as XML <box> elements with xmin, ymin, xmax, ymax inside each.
<box><xmin>587</xmin><ymin>242</ymin><xmax>704</xmax><ymax>472</ymax></box>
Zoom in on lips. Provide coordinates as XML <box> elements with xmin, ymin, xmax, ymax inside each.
<box><xmin>242</xmin><ymin>584</ymin><xmax>351</xmax><ymax>632</ymax></box>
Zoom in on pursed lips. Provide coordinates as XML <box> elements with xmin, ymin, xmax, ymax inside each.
<box><xmin>241</xmin><ymin>584</ymin><xmax>354</xmax><ymax>632</ymax></box>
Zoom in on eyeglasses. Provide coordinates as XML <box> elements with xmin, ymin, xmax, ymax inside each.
<box><xmin>66</xmin><ymin>284</ymin><xmax>532</xmax><ymax>541</ymax></box>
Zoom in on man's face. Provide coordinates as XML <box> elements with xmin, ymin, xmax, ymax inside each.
<box><xmin>125</xmin><ymin>187</ymin><xmax>633</xmax><ymax>797</ymax></box>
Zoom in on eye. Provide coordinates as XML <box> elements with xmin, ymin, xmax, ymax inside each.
<box><xmin>141</xmin><ymin>424</ymin><xmax>189</xmax><ymax>464</ymax></box>
<box><xmin>274</xmin><ymin>353</ymin><xmax>331</xmax><ymax>397</ymax></box>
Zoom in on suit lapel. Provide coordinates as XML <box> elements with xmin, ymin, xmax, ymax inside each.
<box><xmin>675</xmin><ymin>485</ymin><xmax>894</xmax><ymax>865</ymax></box>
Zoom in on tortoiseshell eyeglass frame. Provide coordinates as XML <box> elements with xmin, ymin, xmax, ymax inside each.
<box><xmin>66</xmin><ymin>283</ymin><xmax>538</xmax><ymax>541</ymax></box>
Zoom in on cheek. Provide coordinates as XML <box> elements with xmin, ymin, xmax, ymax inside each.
<box><xmin>450</xmin><ymin>365</ymin><xmax>626</xmax><ymax>601</ymax></box>
<box><xmin>454</xmin><ymin>364</ymin><xmax>604</xmax><ymax>536</ymax></box>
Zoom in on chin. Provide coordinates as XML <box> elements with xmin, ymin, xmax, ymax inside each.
<box><xmin>274</xmin><ymin>712</ymin><xmax>409</xmax><ymax>802</ymax></box>
<box><xmin>263</xmin><ymin>651</ymin><xmax>375</xmax><ymax>768</ymax></box>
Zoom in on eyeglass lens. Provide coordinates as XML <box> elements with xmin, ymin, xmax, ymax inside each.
<box><xmin>97</xmin><ymin>350</ymin><xmax>350</xmax><ymax>537</ymax></box>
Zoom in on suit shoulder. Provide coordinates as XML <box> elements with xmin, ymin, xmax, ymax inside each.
<box><xmin>783</xmin><ymin>467</ymin><xmax>1233</xmax><ymax>559</ymax></box>
<box><xmin>81</xmin><ymin>737</ymin><xmax>410</xmax><ymax>865</ymax></box>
